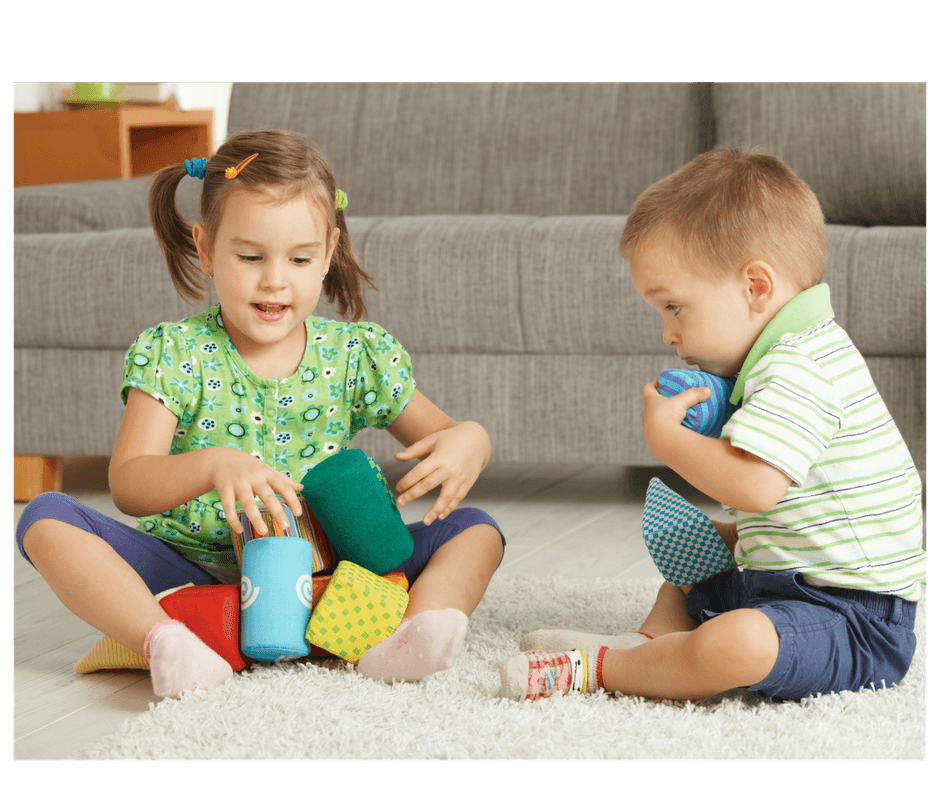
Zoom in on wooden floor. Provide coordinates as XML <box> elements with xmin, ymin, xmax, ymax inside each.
<box><xmin>14</xmin><ymin>456</ymin><xmax>728</xmax><ymax>760</ymax></box>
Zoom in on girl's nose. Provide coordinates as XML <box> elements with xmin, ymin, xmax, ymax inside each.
<box><xmin>260</xmin><ymin>260</ymin><xmax>288</xmax><ymax>289</ymax></box>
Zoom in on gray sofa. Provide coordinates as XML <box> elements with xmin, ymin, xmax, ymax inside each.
<box><xmin>14</xmin><ymin>83</ymin><xmax>926</xmax><ymax>481</ymax></box>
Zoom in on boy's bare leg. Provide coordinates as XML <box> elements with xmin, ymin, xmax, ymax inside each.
<box><xmin>637</xmin><ymin>581</ymin><xmax>699</xmax><ymax>637</ymax></box>
<box><xmin>601</xmin><ymin>607</ymin><xmax>779</xmax><ymax>699</ymax></box>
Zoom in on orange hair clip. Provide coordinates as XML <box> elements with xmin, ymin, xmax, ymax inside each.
<box><xmin>225</xmin><ymin>152</ymin><xmax>259</xmax><ymax>179</ymax></box>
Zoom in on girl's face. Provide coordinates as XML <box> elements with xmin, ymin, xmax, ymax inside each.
<box><xmin>194</xmin><ymin>188</ymin><xmax>339</xmax><ymax>378</ymax></box>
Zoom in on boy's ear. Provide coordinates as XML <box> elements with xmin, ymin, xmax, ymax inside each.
<box><xmin>743</xmin><ymin>262</ymin><xmax>773</xmax><ymax>313</ymax></box>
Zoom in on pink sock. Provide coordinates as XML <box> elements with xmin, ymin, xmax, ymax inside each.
<box><xmin>356</xmin><ymin>608</ymin><xmax>468</xmax><ymax>682</ymax></box>
<box><xmin>144</xmin><ymin>619</ymin><xmax>233</xmax><ymax>699</ymax></box>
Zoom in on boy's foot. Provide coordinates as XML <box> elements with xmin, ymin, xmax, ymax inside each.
<box><xmin>499</xmin><ymin>647</ymin><xmax>607</xmax><ymax>701</ymax></box>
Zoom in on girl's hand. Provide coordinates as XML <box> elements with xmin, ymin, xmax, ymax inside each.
<box><xmin>393</xmin><ymin>421</ymin><xmax>491</xmax><ymax>525</ymax></box>
<box><xmin>206</xmin><ymin>447</ymin><xmax>305</xmax><ymax>536</ymax></box>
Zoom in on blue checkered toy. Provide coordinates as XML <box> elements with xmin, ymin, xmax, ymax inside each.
<box><xmin>642</xmin><ymin>477</ymin><xmax>735</xmax><ymax>586</ymax></box>
<box><xmin>657</xmin><ymin>369</ymin><xmax>738</xmax><ymax>438</ymax></box>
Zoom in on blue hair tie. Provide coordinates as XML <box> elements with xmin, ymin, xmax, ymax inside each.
<box><xmin>184</xmin><ymin>157</ymin><xmax>207</xmax><ymax>180</ymax></box>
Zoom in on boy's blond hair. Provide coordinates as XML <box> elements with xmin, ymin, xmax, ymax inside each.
<box><xmin>620</xmin><ymin>147</ymin><xmax>826</xmax><ymax>290</ymax></box>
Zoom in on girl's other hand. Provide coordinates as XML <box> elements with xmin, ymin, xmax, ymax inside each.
<box><xmin>393</xmin><ymin>421</ymin><xmax>490</xmax><ymax>526</ymax></box>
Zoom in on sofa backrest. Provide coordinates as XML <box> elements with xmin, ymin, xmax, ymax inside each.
<box><xmin>227</xmin><ymin>82</ymin><xmax>713</xmax><ymax>217</ymax></box>
<box><xmin>228</xmin><ymin>82</ymin><xmax>925</xmax><ymax>228</ymax></box>
<box><xmin>712</xmin><ymin>82</ymin><xmax>926</xmax><ymax>227</ymax></box>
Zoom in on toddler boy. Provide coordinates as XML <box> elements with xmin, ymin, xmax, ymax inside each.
<box><xmin>500</xmin><ymin>147</ymin><xmax>925</xmax><ymax>702</ymax></box>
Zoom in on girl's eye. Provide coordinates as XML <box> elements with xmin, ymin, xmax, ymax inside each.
<box><xmin>237</xmin><ymin>255</ymin><xmax>312</xmax><ymax>264</ymax></box>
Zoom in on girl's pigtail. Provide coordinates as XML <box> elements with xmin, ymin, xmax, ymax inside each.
<box><xmin>148</xmin><ymin>164</ymin><xmax>207</xmax><ymax>305</ymax></box>
<box><xmin>324</xmin><ymin>207</ymin><xmax>376</xmax><ymax>323</ymax></box>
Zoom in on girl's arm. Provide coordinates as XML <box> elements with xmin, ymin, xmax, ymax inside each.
<box><xmin>109</xmin><ymin>387</ymin><xmax>304</xmax><ymax>536</ymax></box>
<box><xmin>641</xmin><ymin>381</ymin><xmax>791</xmax><ymax>513</ymax></box>
<box><xmin>386</xmin><ymin>390</ymin><xmax>491</xmax><ymax>525</ymax></box>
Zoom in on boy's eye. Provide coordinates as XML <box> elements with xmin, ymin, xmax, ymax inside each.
<box><xmin>667</xmin><ymin>304</ymin><xmax>681</xmax><ymax>315</ymax></box>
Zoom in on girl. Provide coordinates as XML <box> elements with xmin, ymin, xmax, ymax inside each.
<box><xmin>16</xmin><ymin>129</ymin><xmax>505</xmax><ymax>699</ymax></box>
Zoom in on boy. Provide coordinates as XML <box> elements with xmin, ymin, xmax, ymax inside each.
<box><xmin>499</xmin><ymin>147</ymin><xmax>925</xmax><ymax>702</ymax></box>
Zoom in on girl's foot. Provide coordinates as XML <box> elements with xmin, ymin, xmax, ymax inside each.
<box><xmin>145</xmin><ymin>620</ymin><xmax>233</xmax><ymax>699</ymax></box>
<box><xmin>519</xmin><ymin>629</ymin><xmax>652</xmax><ymax>652</ymax></box>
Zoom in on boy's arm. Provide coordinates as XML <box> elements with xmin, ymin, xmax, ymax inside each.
<box><xmin>642</xmin><ymin>381</ymin><xmax>792</xmax><ymax>513</ymax></box>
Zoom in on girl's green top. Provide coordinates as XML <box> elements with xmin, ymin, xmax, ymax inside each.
<box><xmin>120</xmin><ymin>306</ymin><xmax>415</xmax><ymax>566</ymax></box>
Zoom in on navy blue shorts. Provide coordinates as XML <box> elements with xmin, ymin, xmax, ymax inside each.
<box><xmin>16</xmin><ymin>491</ymin><xmax>504</xmax><ymax>594</ymax></box>
<box><xmin>686</xmin><ymin>568</ymin><xmax>918</xmax><ymax>701</ymax></box>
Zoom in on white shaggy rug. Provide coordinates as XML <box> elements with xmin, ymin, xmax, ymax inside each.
<box><xmin>77</xmin><ymin>575</ymin><xmax>927</xmax><ymax>760</ymax></box>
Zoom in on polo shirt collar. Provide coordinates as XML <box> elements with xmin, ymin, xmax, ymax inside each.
<box><xmin>730</xmin><ymin>284</ymin><xmax>834</xmax><ymax>405</ymax></box>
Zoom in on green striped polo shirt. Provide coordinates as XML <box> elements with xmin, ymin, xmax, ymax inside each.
<box><xmin>721</xmin><ymin>284</ymin><xmax>925</xmax><ymax>601</ymax></box>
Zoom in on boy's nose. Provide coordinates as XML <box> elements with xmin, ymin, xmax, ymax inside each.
<box><xmin>662</xmin><ymin>325</ymin><xmax>679</xmax><ymax>346</ymax></box>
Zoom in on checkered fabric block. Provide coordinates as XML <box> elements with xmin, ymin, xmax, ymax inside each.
<box><xmin>657</xmin><ymin>369</ymin><xmax>738</xmax><ymax>438</ymax></box>
<box><xmin>305</xmin><ymin>561</ymin><xmax>410</xmax><ymax>663</ymax></box>
<box><xmin>642</xmin><ymin>477</ymin><xmax>735</xmax><ymax>586</ymax></box>
<box><xmin>368</xmin><ymin>455</ymin><xmax>401</xmax><ymax>513</ymax></box>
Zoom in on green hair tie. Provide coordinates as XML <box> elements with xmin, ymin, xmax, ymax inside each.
<box><xmin>335</xmin><ymin>188</ymin><xmax>348</xmax><ymax>211</ymax></box>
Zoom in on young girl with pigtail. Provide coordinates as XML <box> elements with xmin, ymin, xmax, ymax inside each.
<box><xmin>16</xmin><ymin>129</ymin><xmax>505</xmax><ymax>699</ymax></box>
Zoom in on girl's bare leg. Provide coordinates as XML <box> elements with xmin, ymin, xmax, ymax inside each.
<box><xmin>22</xmin><ymin>518</ymin><xmax>170</xmax><ymax>656</ymax></box>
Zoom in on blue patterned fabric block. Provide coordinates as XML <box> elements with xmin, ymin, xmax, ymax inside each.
<box><xmin>642</xmin><ymin>477</ymin><xmax>735</xmax><ymax>586</ymax></box>
<box><xmin>657</xmin><ymin>369</ymin><xmax>738</xmax><ymax>438</ymax></box>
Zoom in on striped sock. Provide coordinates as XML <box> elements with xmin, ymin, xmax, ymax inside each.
<box><xmin>499</xmin><ymin>646</ymin><xmax>608</xmax><ymax>701</ymax></box>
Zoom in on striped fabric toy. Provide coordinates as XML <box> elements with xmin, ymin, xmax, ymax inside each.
<box><xmin>233</xmin><ymin>498</ymin><xmax>337</xmax><ymax>573</ymax></box>
<box><xmin>657</xmin><ymin>369</ymin><xmax>738</xmax><ymax>438</ymax></box>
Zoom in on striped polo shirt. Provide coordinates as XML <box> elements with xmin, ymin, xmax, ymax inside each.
<box><xmin>721</xmin><ymin>284</ymin><xmax>925</xmax><ymax>601</ymax></box>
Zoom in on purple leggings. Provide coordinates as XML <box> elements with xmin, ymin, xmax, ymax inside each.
<box><xmin>16</xmin><ymin>491</ymin><xmax>504</xmax><ymax>595</ymax></box>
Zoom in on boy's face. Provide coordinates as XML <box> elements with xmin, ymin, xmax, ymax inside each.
<box><xmin>629</xmin><ymin>233</ymin><xmax>766</xmax><ymax>378</ymax></box>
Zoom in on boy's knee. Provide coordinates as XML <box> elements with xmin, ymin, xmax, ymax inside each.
<box><xmin>697</xmin><ymin>609</ymin><xmax>780</xmax><ymax>683</ymax></box>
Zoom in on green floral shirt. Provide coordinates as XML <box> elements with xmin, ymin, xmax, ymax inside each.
<box><xmin>120</xmin><ymin>306</ymin><xmax>415</xmax><ymax>565</ymax></box>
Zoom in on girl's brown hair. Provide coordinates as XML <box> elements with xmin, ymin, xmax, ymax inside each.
<box><xmin>620</xmin><ymin>146</ymin><xmax>827</xmax><ymax>290</ymax></box>
<box><xmin>149</xmin><ymin>129</ymin><xmax>374</xmax><ymax>321</ymax></box>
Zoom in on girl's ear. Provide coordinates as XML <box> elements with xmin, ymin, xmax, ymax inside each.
<box><xmin>324</xmin><ymin>225</ymin><xmax>340</xmax><ymax>276</ymax></box>
<box><xmin>192</xmin><ymin>223</ymin><xmax>213</xmax><ymax>277</ymax></box>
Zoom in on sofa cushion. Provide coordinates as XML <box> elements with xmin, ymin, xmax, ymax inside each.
<box><xmin>712</xmin><ymin>83</ymin><xmax>926</xmax><ymax>226</ymax></box>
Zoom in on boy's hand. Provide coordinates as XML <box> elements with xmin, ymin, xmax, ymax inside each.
<box><xmin>393</xmin><ymin>421</ymin><xmax>491</xmax><ymax>525</ymax></box>
<box><xmin>641</xmin><ymin>380</ymin><xmax>713</xmax><ymax>455</ymax></box>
